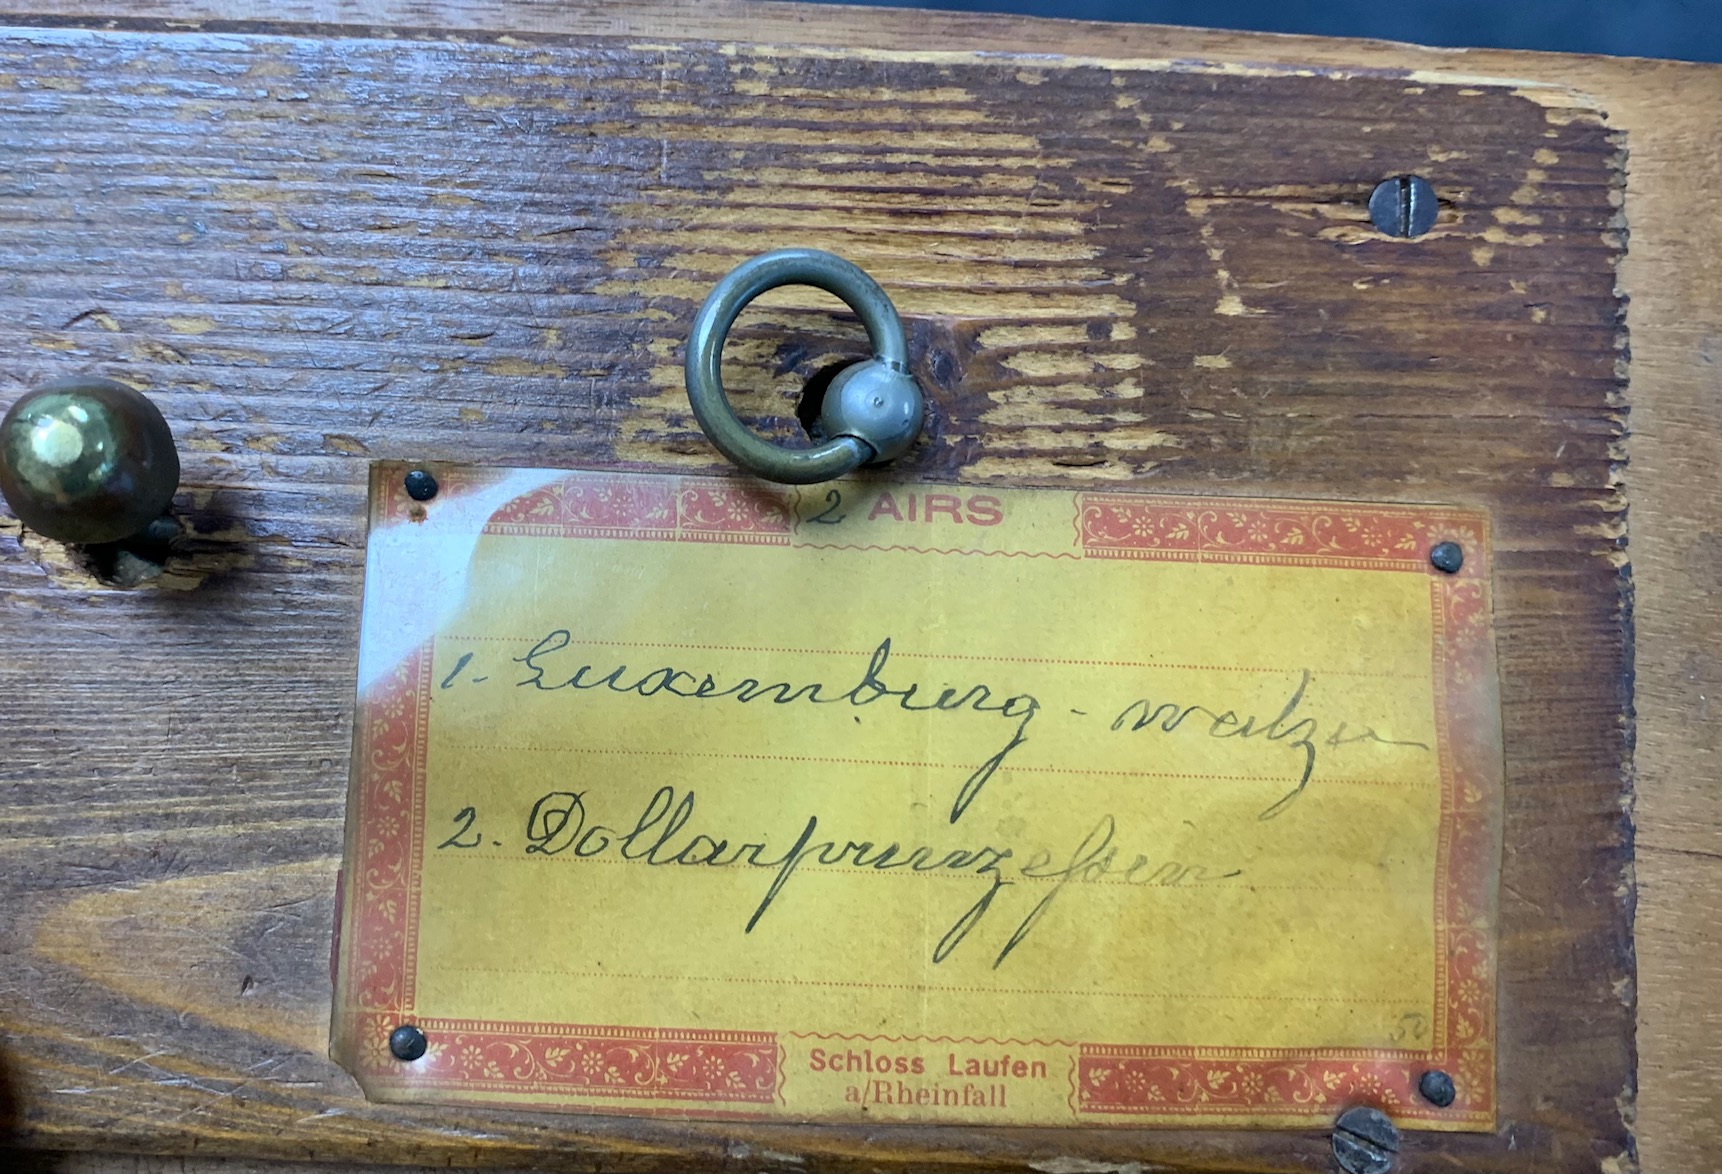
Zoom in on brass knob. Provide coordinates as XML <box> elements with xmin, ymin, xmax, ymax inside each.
<box><xmin>0</xmin><ymin>376</ymin><xmax>180</xmax><ymax>545</ymax></box>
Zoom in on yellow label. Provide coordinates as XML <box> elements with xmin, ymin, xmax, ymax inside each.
<box><xmin>333</xmin><ymin>465</ymin><xmax>1501</xmax><ymax>1130</ymax></box>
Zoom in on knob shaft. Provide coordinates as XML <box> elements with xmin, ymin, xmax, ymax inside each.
<box><xmin>0</xmin><ymin>376</ymin><xmax>180</xmax><ymax>545</ymax></box>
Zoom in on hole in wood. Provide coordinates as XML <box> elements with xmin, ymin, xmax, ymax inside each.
<box><xmin>715</xmin><ymin>295</ymin><xmax>871</xmax><ymax>452</ymax></box>
<box><xmin>4</xmin><ymin>495</ymin><xmax>253</xmax><ymax>592</ymax></box>
<box><xmin>792</xmin><ymin>358</ymin><xmax>862</xmax><ymax>442</ymax></box>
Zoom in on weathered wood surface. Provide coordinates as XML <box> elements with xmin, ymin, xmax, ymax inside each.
<box><xmin>0</xmin><ymin>2</ymin><xmax>1673</xmax><ymax>1171</ymax></box>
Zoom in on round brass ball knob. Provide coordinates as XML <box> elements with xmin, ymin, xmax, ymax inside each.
<box><xmin>0</xmin><ymin>376</ymin><xmax>180</xmax><ymax>545</ymax></box>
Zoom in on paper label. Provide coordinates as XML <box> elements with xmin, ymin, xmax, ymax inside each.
<box><xmin>332</xmin><ymin>464</ymin><xmax>1501</xmax><ymax>1130</ymax></box>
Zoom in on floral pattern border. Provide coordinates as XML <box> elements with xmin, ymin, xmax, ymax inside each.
<box><xmin>374</xmin><ymin>465</ymin><xmax>794</xmax><ymax>544</ymax></box>
<box><xmin>480</xmin><ymin>474</ymin><xmax>791</xmax><ymax>543</ymax></box>
<box><xmin>1076</xmin><ymin>495</ymin><xmax>1481</xmax><ymax>570</ymax></box>
<box><xmin>343</xmin><ymin>471</ymin><xmax>1498</xmax><ymax>1124</ymax></box>
<box><xmin>351</xmin><ymin>1010</ymin><xmax>777</xmax><ymax>1102</ymax></box>
<box><xmin>1075</xmin><ymin>504</ymin><xmax>1497</xmax><ymax>1127</ymax></box>
<box><xmin>342</xmin><ymin>641</ymin><xmax>781</xmax><ymax>1104</ymax></box>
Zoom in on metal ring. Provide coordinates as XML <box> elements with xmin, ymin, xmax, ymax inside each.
<box><xmin>685</xmin><ymin>248</ymin><xmax>923</xmax><ymax>485</ymax></box>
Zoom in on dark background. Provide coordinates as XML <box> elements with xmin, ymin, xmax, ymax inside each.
<box><xmin>808</xmin><ymin>0</ymin><xmax>1722</xmax><ymax>62</ymax></box>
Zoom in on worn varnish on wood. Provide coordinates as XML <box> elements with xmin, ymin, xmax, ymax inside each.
<box><xmin>0</xmin><ymin>14</ymin><xmax>1631</xmax><ymax>1174</ymax></box>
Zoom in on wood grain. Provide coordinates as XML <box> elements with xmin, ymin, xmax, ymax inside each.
<box><xmin>0</xmin><ymin>2</ymin><xmax>1694</xmax><ymax>1171</ymax></box>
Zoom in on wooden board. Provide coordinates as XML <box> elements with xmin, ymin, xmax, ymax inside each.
<box><xmin>0</xmin><ymin>3</ymin><xmax>1673</xmax><ymax>1171</ymax></box>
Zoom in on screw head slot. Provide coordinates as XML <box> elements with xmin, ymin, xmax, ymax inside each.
<box><xmin>1369</xmin><ymin>175</ymin><xmax>1438</xmax><ymax>238</ymax></box>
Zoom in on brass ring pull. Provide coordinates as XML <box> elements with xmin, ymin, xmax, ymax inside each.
<box><xmin>684</xmin><ymin>248</ymin><xmax>924</xmax><ymax>485</ymax></box>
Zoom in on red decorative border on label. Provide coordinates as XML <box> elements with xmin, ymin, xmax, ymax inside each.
<box><xmin>1077</xmin><ymin>496</ymin><xmax>1438</xmax><ymax>568</ymax></box>
<box><xmin>343</xmin><ymin>642</ymin><xmax>782</xmax><ymax>1106</ymax></box>
<box><xmin>348</xmin><ymin>1010</ymin><xmax>777</xmax><ymax>1103</ymax></box>
<box><xmin>483</xmin><ymin>476</ymin><xmax>677</xmax><ymax>540</ymax></box>
<box><xmin>372</xmin><ymin>466</ymin><xmax>793</xmax><ymax>546</ymax></box>
<box><xmin>339</xmin><ymin>471</ymin><xmax>1497</xmax><ymax>1126</ymax></box>
<box><xmin>677</xmin><ymin>482</ymin><xmax>794</xmax><ymax>543</ymax></box>
<box><xmin>348</xmin><ymin>647</ymin><xmax>432</xmax><ymax>1016</ymax></box>
<box><xmin>1076</xmin><ymin>1051</ymin><xmax>1433</xmax><ymax>1117</ymax></box>
<box><xmin>1074</xmin><ymin>499</ymin><xmax>1495</xmax><ymax>1126</ymax></box>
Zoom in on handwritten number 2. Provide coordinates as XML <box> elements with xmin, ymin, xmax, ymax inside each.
<box><xmin>807</xmin><ymin>489</ymin><xmax>845</xmax><ymax>525</ymax></box>
<box><xmin>437</xmin><ymin>807</ymin><xmax>483</xmax><ymax>849</ymax></box>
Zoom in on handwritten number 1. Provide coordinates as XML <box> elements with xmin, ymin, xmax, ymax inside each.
<box><xmin>807</xmin><ymin>489</ymin><xmax>846</xmax><ymax>525</ymax></box>
<box><xmin>437</xmin><ymin>807</ymin><xmax>483</xmax><ymax>849</ymax></box>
